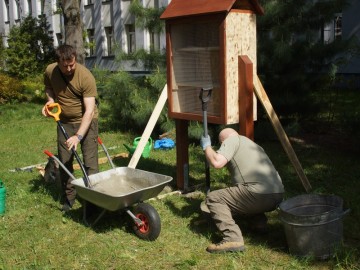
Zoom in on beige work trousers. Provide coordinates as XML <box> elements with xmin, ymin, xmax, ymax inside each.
<box><xmin>206</xmin><ymin>184</ymin><xmax>283</xmax><ymax>242</ymax></box>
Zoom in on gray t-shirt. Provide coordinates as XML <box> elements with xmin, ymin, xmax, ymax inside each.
<box><xmin>217</xmin><ymin>135</ymin><xmax>284</xmax><ymax>194</ymax></box>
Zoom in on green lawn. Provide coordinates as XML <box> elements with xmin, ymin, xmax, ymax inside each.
<box><xmin>0</xmin><ymin>101</ymin><xmax>359</xmax><ymax>269</ymax></box>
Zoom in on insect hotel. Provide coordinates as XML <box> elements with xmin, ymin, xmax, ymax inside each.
<box><xmin>160</xmin><ymin>0</ymin><xmax>264</xmax><ymax>190</ymax></box>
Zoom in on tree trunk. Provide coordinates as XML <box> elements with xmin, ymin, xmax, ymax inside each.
<box><xmin>61</xmin><ymin>0</ymin><xmax>84</xmax><ymax>64</ymax></box>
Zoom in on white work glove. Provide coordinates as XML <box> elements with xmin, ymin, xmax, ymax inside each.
<box><xmin>200</xmin><ymin>135</ymin><xmax>211</xmax><ymax>151</ymax></box>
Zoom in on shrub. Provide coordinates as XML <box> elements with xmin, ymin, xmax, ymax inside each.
<box><xmin>21</xmin><ymin>74</ymin><xmax>45</xmax><ymax>103</ymax></box>
<box><xmin>0</xmin><ymin>73</ymin><xmax>25</xmax><ymax>103</ymax></box>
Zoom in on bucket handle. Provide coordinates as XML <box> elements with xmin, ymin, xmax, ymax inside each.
<box><xmin>134</xmin><ymin>137</ymin><xmax>153</xmax><ymax>145</ymax></box>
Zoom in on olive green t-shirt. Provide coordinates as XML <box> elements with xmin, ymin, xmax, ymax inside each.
<box><xmin>44</xmin><ymin>62</ymin><xmax>98</xmax><ymax>123</ymax></box>
<box><xmin>217</xmin><ymin>135</ymin><xmax>284</xmax><ymax>194</ymax></box>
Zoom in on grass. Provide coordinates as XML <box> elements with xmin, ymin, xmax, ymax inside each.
<box><xmin>0</xmin><ymin>98</ymin><xmax>359</xmax><ymax>269</ymax></box>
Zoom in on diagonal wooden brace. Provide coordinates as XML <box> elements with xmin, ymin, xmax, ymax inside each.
<box><xmin>253</xmin><ymin>74</ymin><xmax>312</xmax><ymax>192</ymax></box>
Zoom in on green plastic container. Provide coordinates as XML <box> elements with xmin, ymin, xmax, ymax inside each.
<box><xmin>123</xmin><ymin>137</ymin><xmax>153</xmax><ymax>158</ymax></box>
<box><xmin>0</xmin><ymin>180</ymin><xmax>6</xmax><ymax>216</ymax></box>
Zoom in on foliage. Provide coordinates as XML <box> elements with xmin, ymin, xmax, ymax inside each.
<box><xmin>21</xmin><ymin>74</ymin><xmax>45</xmax><ymax>103</ymax></box>
<box><xmin>99</xmin><ymin>1</ymin><xmax>172</xmax><ymax>136</ymax></box>
<box><xmin>115</xmin><ymin>48</ymin><xmax>167</xmax><ymax>71</ymax></box>
<box><xmin>0</xmin><ymin>72</ymin><xmax>45</xmax><ymax>104</ymax></box>
<box><xmin>0</xmin><ymin>73</ymin><xmax>25</xmax><ymax>103</ymax></box>
<box><xmin>129</xmin><ymin>0</ymin><xmax>165</xmax><ymax>34</ymax></box>
<box><xmin>0</xmin><ymin>41</ymin><xmax>5</xmax><ymax>72</ymax></box>
<box><xmin>97</xmin><ymin>68</ymin><xmax>171</xmax><ymax>135</ymax></box>
<box><xmin>5</xmin><ymin>15</ymin><xmax>55</xmax><ymax>79</ymax></box>
<box><xmin>257</xmin><ymin>0</ymin><xmax>358</xmax><ymax>123</ymax></box>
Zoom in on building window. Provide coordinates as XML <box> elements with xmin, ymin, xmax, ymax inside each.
<box><xmin>41</xmin><ymin>0</ymin><xmax>45</xmax><ymax>14</ymax></box>
<box><xmin>126</xmin><ymin>24</ymin><xmax>136</xmax><ymax>53</ymax></box>
<box><xmin>56</xmin><ymin>33</ymin><xmax>63</xmax><ymax>46</ymax></box>
<box><xmin>105</xmin><ymin>26</ymin><xmax>114</xmax><ymax>56</ymax></box>
<box><xmin>86</xmin><ymin>0</ymin><xmax>93</xmax><ymax>5</ymax></box>
<box><xmin>15</xmin><ymin>0</ymin><xmax>21</xmax><ymax>20</ymax></box>
<box><xmin>27</xmin><ymin>0</ymin><xmax>32</xmax><ymax>15</ymax></box>
<box><xmin>4</xmin><ymin>0</ymin><xmax>10</xmax><ymax>22</ymax></box>
<box><xmin>86</xmin><ymin>29</ymin><xmax>95</xmax><ymax>56</ymax></box>
<box><xmin>334</xmin><ymin>14</ymin><xmax>342</xmax><ymax>41</ymax></box>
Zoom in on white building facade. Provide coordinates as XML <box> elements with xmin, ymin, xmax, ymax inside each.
<box><xmin>0</xmin><ymin>0</ymin><xmax>169</xmax><ymax>72</ymax></box>
<box><xmin>0</xmin><ymin>0</ymin><xmax>359</xmax><ymax>76</ymax></box>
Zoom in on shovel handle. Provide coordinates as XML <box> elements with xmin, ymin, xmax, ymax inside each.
<box><xmin>46</xmin><ymin>103</ymin><xmax>61</xmax><ymax>121</ymax></box>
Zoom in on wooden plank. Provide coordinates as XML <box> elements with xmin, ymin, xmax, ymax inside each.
<box><xmin>238</xmin><ymin>55</ymin><xmax>254</xmax><ymax>140</ymax></box>
<box><xmin>225</xmin><ymin>12</ymin><xmax>257</xmax><ymax>124</ymax></box>
<box><xmin>253</xmin><ymin>75</ymin><xmax>312</xmax><ymax>192</ymax></box>
<box><xmin>127</xmin><ymin>85</ymin><xmax>168</xmax><ymax>169</ymax></box>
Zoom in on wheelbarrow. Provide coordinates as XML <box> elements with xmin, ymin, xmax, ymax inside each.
<box><xmin>44</xmin><ymin>103</ymin><xmax>172</xmax><ymax>240</ymax></box>
<box><xmin>44</xmin><ymin>142</ymin><xmax>172</xmax><ymax>241</ymax></box>
<box><xmin>72</xmin><ymin>166</ymin><xmax>172</xmax><ymax>241</ymax></box>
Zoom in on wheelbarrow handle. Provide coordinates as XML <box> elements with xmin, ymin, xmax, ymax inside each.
<box><xmin>43</xmin><ymin>150</ymin><xmax>77</xmax><ymax>181</ymax></box>
<box><xmin>46</xmin><ymin>103</ymin><xmax>61</xmax><ymax>122</ymax></box>
<box><xmin>98</xmin><ymin>137</ymin><xmax>116</xmax><ymax>169</ymax></box>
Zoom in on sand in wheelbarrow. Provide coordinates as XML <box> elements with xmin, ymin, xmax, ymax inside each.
<box><xmin>91</xmin><ymin>176</ymin><xmax>149</xmax><ymax>197</ymax></box>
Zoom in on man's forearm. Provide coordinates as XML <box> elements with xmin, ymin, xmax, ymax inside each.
<box><xmin>45</xmin><ymin>88</ymin><xmax>55</xmax><ymax>102</ymax></box>
<box><xmin>76</xmin><ymin>110</ymin><xmax>94</xmax><ymax>137</ymax></box>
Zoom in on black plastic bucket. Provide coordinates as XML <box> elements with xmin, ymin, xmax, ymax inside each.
<box><xmin>278</xmin><ymin>194</ymin><xmax>349</xmax><ymax>260</ymax></box>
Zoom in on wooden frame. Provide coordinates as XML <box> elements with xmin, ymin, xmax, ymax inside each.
<box><xmin>161</xmin><ymin>0</ymin><xmax>262</xmax><ymax>126</ymax></box>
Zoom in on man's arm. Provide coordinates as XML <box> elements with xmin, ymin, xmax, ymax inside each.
<box><xmin>204</xmin><ymin>146</ymin><xmax>228</xmax><ymax>169</ymax></box>
<box><xmin>42</xmin><ymin>87</ymin><xmax>56</xmax><ymax>117</ymax></box>
<box><xmin>65</xmin><ymin>96</ymin><xmax>96</xmax><ymax>150</ymax></box>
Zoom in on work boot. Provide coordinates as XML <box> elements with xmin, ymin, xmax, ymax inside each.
<box><xmin>206</xmin><ymin>240</ymin><xmax>245</xmax><ymax>253</ymax></box>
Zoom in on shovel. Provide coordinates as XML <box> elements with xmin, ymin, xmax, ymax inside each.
<box><xmin>199</xmin><ymin>87</ymin><xmax>212</xmax><ymax>194</ymax></box>
<box><xmin>46</xmin><ymin>103</ymin><xmax>92</xmax><ymax>188</ymax></box>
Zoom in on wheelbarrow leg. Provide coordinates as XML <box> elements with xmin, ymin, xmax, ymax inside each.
<box><xmin>82</xmin><ymin>201</ymin><xmax>107</xmax><ymax>227</ymax></box>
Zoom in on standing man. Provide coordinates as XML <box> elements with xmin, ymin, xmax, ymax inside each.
<box><xmin>42</xmin><ymin>44</ymin><xmax>99</xmax><ymax>212</ymax></box>
<box><xmin>200</xmin><ymin>128</ymin><xmax>284</xmax><ymax>253</ymax></box>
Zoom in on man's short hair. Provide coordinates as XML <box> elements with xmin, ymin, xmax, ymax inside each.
<box><xmin>55</xmin><ymin>44</ymin><xmax>77</xmax><ymax>62</ymax></box>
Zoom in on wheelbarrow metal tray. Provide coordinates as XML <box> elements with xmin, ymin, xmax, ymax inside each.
<box><xmin>71</xmin><ymin>167</ymin><xmax>172</xmax><ymax>211</ymax></box>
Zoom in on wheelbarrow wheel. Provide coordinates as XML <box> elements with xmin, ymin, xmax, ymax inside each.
<box><xmin>132</xmin><ymin>203</ymin><xmax>161</xmax><ymax>241</ymax></box>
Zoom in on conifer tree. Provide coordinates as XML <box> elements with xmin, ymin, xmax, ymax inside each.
<box><xmin>257</xmin><ymin>0</ymin><xmax>357</xmax><ymax>121</ymax></box>
<box><xmin>5</xmin><ymin>15</ymin><xmax>54</xmax><ymax>79</ymax></box>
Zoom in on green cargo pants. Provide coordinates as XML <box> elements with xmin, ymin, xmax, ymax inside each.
<box><xmin>57</xmin><ymin>119</ymin><xmax>99</xmax><ymax>204</ymax></box>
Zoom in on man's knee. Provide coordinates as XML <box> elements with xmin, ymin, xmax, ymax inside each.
<box><xmin>206</xmin><ymin>190</ymin><xmax>221</xmax><ymax>205</ymax></box>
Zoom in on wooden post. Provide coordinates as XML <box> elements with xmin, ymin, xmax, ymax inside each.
<box><xmin>175</xmin><ymin>119</ymin><xmax>189</xmax><ymax>191</ymax></box>
<box><xmin>238</xmin><ymin>55</ymin><xmax>254</xmax><ymax>140</ymax></box>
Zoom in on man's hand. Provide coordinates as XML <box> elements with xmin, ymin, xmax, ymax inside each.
<box><xmin>200</xmin><ymin>135</ymin><xmax>211</xmax><ymax>151</ymax></box>
<box><xmin>66</xmin><ymin>135</ymin><xmax>81</xmax><ymax>151</ymax></box>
